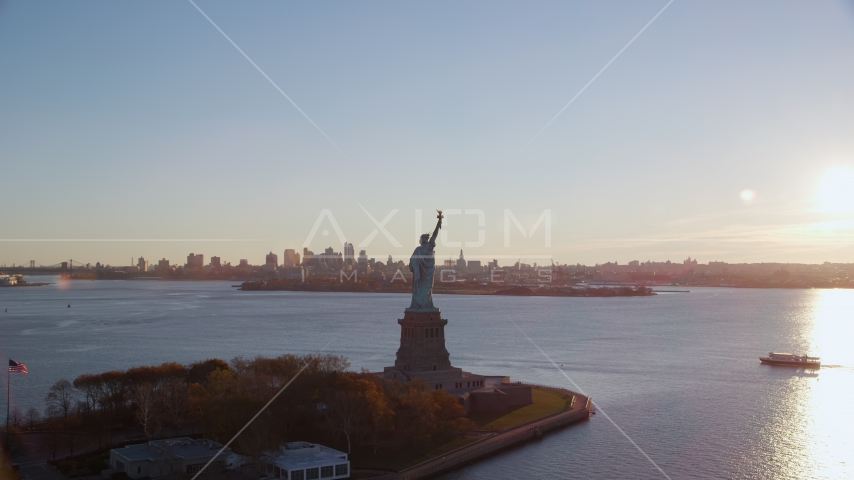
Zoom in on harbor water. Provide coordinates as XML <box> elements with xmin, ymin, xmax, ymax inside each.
<box><xmin>1</xmin><ymin>278</ymin><xmax>852</xmax><ymax>479</ymax></box>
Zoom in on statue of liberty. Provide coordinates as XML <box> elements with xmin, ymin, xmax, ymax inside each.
<box><xmin>408</xmin><ymin>211</ymin><xmax>443</xmax><ymax>310</ymax></box>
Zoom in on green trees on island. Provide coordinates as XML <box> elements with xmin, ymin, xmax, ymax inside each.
<box><xmin>30</xmin><ymin>354</ymin><xmax>471</xmax><ymax>461</ymax></box>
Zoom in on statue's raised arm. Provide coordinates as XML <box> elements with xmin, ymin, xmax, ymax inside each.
<box><xmin>408</xmin><ymin>211</ymin><xmax>443</xmax><ymax>311</ymax></box>
<box><xmin>428</xmin><ymin>210</ymin><xmax>443</xmax><ymax>246</ymax></box>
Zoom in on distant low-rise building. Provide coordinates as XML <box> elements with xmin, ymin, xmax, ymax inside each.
<box><xmin>261</xmin><ymin>442</ymin><xmax>350</xmax><ymax>480</ymax></box>
<box><xmin>108</xmin><ymin>437</ymin><xmax>239</xmax><ymax>479</ymax></box>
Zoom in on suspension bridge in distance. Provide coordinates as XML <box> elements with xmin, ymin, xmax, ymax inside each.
<box><xmin>0</xmin><ymin>259</ymin><xmax>91</xmax><ymax>277</ymax></box>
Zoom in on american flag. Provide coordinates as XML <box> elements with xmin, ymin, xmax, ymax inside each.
<box><xmin>8</xmin><ymin>359</ymin><xmax>28</xmax><ymax>374</ymax></box>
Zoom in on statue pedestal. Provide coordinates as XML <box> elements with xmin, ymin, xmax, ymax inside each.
<box><xmin>381</xmin><ymin>308</ymin><xmax>530</xmax><ymax>415</ymax></box>
<box><xmin>390</xmin><ymin>309</ymin><xmax>452</xmax><ymax>373</ymax></box>
<box><xmin>384</xmin><ymin>309</ymin><xmax>485</xmax><ymax>394</ymax></box>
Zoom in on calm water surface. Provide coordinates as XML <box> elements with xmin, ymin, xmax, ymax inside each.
<box><xmin>1</xmin><ymin>278</ymin><xmax>852</xmax><ymax>479</ymax></box>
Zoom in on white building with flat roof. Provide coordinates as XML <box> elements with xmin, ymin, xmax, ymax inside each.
<box><xmin>262</xmin><ymin>442</ymin><xmax>349</xmax><ymax>480</ymax></box>
<box><xmin>108</xmin><ymin>437</ymin><xmax>238</xmax><ymax>479</ymax></box>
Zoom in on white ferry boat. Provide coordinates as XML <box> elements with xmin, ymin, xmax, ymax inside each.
<box><xmin>759</xmin><ymin>352</ymin><xmax>820</xmax><ymax>368</ymax></box>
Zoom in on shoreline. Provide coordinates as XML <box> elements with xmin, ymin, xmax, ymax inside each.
<box><xmin>387</xmin><ymin>385</ymin><xmax>592</xmax><ymax>480</ymax></box>
<box><xmin>8</xmin><ymin>273</ymin><xmax>850</xmax><ymax>290</ymax></box>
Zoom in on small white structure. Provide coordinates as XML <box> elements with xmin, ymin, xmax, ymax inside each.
<box><xmin>262</xmin><ymin>442</ymin><xmax>350</xmax><ymax>480</ymax></box>
<box><xmin>108</xmin><ymin>437</ymin><xmax>236</xmax><ymax>479</ymax></box>
<box><xmin>0</xmin><ymin>275</ymin><xmax>18</xmax><ymax>286</ymax></box>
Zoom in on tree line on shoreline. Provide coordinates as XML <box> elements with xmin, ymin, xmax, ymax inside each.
<box><xmin>12</xmin><ymin>354</ymin><xmax>473</xmax><ymax>462</ymax></box>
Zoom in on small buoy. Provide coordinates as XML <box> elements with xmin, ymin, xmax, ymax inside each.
<box><xmin>67</xmin><ymin>304</ymin><xmax>71</xmax><ymax>308</ymax></box>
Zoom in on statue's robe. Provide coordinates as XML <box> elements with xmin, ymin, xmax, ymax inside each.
<box><xmin>409</xmin><ymin>239</ymin><xmax>436</xmax><ymax>309</ymax></box>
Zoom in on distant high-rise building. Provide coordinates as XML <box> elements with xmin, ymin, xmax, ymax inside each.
<box><xmin>157</xmin><ymin>258</ymin><xmax>170</xmax><ymax>271</ymax></box>
<box><xmin>266</xmin><ymin>251</ymin><xmax>279</xmax><ymax>266</ymax></box>
<box><xmin>262</xmin><ymin>252</ymin><xmax>278</xmax><ymax>273</ymax></box>
<box><xmin>238</xmin><ymin>259</ymin><xmax>249</xmax><ymax>269</ymax></box>
<box><xmin>210</xmin><ymin>256</ymin><xmax>221</xmax><ymax>268</ymax></box>
<box><xmin>344</xmin><ymin>242</ymin><xmax>355</xmax><ymax>265</ymax></box>
<box><xmin>303</xmin><ymin>248</ymin><xmax>314</xmax><ymax>265</ymax></box>
<box><xmin>356</xmin><ymin>250</ymin><xmax>368</xmax><ymax>273</ymax></box>
<box><xmin>137</xmin><ymin>257</ymin><xmax>148</xmax><ymax>272</ymax></box>
<box><xmin>388</xmin><ymin>255</ymin><xmax>393</xmax><ymax>266</ymax></box>
<box><xmin>186</xmin><ymin>253</ymin><xmax>204</xmax><ymax>270</ymax></box>
<box><xmin>456</xmin><ymin>249</ymin><xmax>466</xmax><ymax>269</ymax></box>
<box><xmin>284</xmin><ymin>249</ymin><xmax>300</xmax><ymax>268</ymax></box>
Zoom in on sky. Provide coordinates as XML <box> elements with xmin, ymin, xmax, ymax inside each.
<box><xmin>1</xmin><ymin>0</ymin><xmax>854</xmax><ymax>267</ymax></box>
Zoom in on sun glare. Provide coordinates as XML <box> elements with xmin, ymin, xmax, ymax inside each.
<box><xmin>740</xmin><ymin>189</ymin><xmax>756</xmax><ymax>202</ymax></box>
<box><xmin>816</xmin><ymin>166</ymin><xmax>854</xmax><ymax>213</ymax></box>
<box><xmin>802</xmin><ymin>289</ymin><xmax>854</xmax><ymax>478</ymax></box>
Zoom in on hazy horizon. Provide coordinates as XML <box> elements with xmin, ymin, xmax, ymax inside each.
<box><xmin>2</xmin><ymin>1</ymin><xmax>853</xmax><ymax>266</ymax></box>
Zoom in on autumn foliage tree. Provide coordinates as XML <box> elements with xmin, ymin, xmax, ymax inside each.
<box><xmin>57</xmin><ymin>353</ymin><xmax>474</xmax><ymax>457</ymax></box>
<box><xmin>324</xmin><ymin>372</ymin><xmax>394</xmax><ymax>454</ymax></box>
<box><xmin>387</xmin><ymin>379</ymin><xmax>474</xmax><ymax>450</ymax></box>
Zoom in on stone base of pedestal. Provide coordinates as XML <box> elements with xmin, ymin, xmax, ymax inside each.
<box><xmin>382</xmin><ymin>366</ymin><xmax>486</xmax><ymax>393</ymax></box>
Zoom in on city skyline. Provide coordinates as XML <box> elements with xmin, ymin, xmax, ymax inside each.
<box><xmin>2</xmin><ymin>1</ymin><xmax>854</xmax><ymax>265</ymax></box>
<box><xmin>6</xmin><ymin>243</ymin><xmax>852</xmax><ymax>272</ymax></box>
